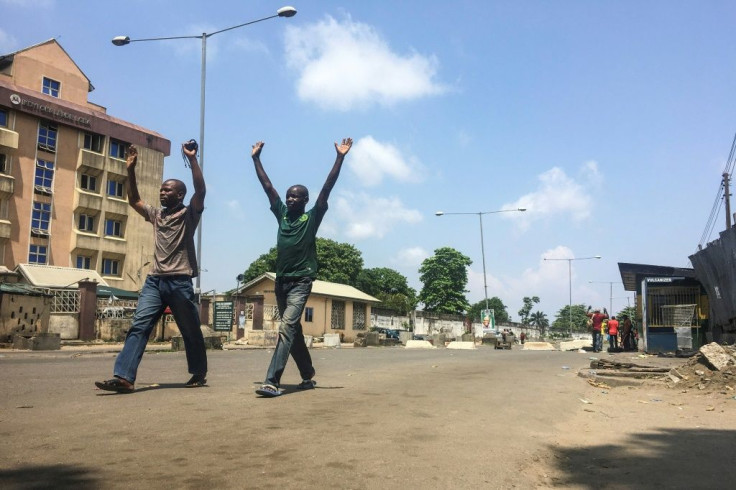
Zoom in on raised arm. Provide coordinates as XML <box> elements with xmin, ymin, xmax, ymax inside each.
<box><xmin>251</xmin><ymin>141</ymin><xmax>279</xmax><ymax>207</ymax></box>
<box><xmin>126</xmin><ymin>145</ymin><xmax>148</xmax><ymax>219</ymax></box>
<box><xmin>183</xmin><ymin>143</ymin><xmax>206</xmax><ymax>213</ymax></box>
<box><xmin>316</xmin><ymin>137</ymin><xmax>353</xmax><ymax>207</ymax></box>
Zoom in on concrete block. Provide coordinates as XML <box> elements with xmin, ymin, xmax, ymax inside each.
<box><xmin>365</xmin><ymin>331</ymin><xmax>380</xmax><ymax>347</ymax></box>
<box><xmin>398</xmin><ymin>331</ymin><xmax>413</xmax><ymax>345</ymax></box>
<box><xmin>405</xmin><ymin>340</ymin><xmax>435</xmax><ymax>349</ymax></box>
<box><xmin>431</xmin><ymin>333</ymin><xmax>447</xmax><ymax>347</ymax></box>
<box><xmin>699</xmin><ymin>342</ymin><xmax>733</xmax><ymax>371</ymax></box>
<box><xmin>447</xmin><ymin>341</ymin><xmax>476</xmax><ymax>350</ymax></box>
<box><xmin>304</xmin><ymin>335</ymin><xmax>313</xmax><ymax>348</ymax></box>
<box><xmin>559</xmin><ymin>339</ymin><xmax>590</xmax><ymax>351</ymax></box>
<box><xmin>522</xmin><ymin>341</ymin><xmax>555</xmax><ymax>351</ymax></box>
<box><xmin>323</xmin><ymin>333</ymin><xmax>341</xmax><ymax>348</ymax></box>
<box><xmin>13</xmin><ymin>333</ymin><xmax>61</xmax><ymax>351</ymax></box>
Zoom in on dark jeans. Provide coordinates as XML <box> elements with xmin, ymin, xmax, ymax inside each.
<box><xmin>114</xmin><ymin>275</ymin><xmax>207</xmax><ymax>383</ymax></box>
<box><xmin>264</xmin><ymin>277</ymin><xmax>315</xmax><ymax>387</ymax></box>
<box><xmin>592</xmin><ymin>330</ymin><xmax>603</xmax><ymax>352</ymax></box>
<box><xmin>608</xmin><ymin>334</ymin><xmax>618</xmax><ymax>350</ymax></box>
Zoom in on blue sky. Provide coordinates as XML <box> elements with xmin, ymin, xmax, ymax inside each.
<box><xmin>2</xmin><ymin>0</ymin><xmax>735</xmax><ymax>321</ymax></box>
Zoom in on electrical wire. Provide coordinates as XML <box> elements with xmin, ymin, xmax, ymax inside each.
<box><xmin>696</xmin><ymin>132</ymin><xmax>736</xmax><ymax>251</ymax></box>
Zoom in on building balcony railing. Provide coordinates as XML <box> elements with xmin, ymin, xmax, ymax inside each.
<box><xmin>74</xmin><ymin>190</ymin><xmax>102</xmax><ymax>211</ymax></box>
<box><xmin>0</xmin><ymin>173</ymin><xmax>14</xmax><ymax>199</ymax></box>
<box><xmin>0</xmin><ymin>219</ymin><xmax>10</xmax><ymax>240</ymax></box>
<box><xmin>0</xmin><ymin>127</ymin><xmax>19</xmax><ymax>149</ymax></box>
<box><xmin>77</xmin><ymin>149</ymin><xmax>105</xmax><ymax>173</ymax></box>
<box><xmin>73</xmin><ymin>232</ymin><xmax>100</xmax><ymax>251</ymax></box>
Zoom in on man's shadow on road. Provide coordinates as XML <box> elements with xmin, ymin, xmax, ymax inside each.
<box><xmin>252</xmin><ymin>381</ymin><xmax>344</xmax><ymax>397</ymax></box>
<box><xmin>95</xmin><ymin>382</ymin><xmax>208</xmax><ymax>395</ymax></box>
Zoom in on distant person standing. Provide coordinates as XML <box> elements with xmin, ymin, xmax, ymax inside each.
<box><xmin>96</xmin><ymin>143</ymin><xmax>208</xmax><ymax>392</ymax></box>
<box><xmin>587</xmin><ymin>307</ymin><xmax>608</xmax><ymax>353</ymax></box>
<box><xmin>621</xmin><ymin>315</ymin><xmax>634</xmax><ymax>351</ymax></box>
<box><xmin>607</xmin><ymin>316</ymin><xmax>619</xmax><ymax>351</ymax></box>
<box><xmin>520</xmin><ymin>331</ymin><xmax>526</xmax><ymax>344</ymax></box>
<box><xmin>251</xmin><ymin>138</ymin><xmax>353</xmax><ymax>397</ymax></box>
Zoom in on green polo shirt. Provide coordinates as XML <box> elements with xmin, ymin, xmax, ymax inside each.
<box><xmin>270</xmin><ymin>198</ymin><xmax>327</xmax><ymax>279</ymax></box>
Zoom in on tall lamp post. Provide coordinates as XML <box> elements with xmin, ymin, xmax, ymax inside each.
<box><xmin>588</xmin><ymin>280</ymin><xmax>623</xmax><ymax>317</ymax></box>
<box><xmin>544</xmin><ymin>255</ymin><xmax>601</xmax><ymax>337</ymax></box>
<box><xmin>112</xmin><ymin>6</ymin><xmax>298</xmax><ymax>297</ymax></box>
<box><xmin>435</xmin><ymin>208</ymin><xmax>527</xmax><ymax>314</ymax></box>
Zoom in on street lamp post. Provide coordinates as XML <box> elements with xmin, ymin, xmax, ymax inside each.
<box><xmin>112</xmin><ymin>6</ymin><xmax>298</xmax><ymax>298</ymax></box>
<box><xmin>435</xmin><ymin>208</ymin><xmax>527</xmax><ymax>316</ymax></box>
<box><xmin>588</xmin><ymin>280</ymin><xmax>623</xmax><ymax>317</ymax></box>
<box><xmin>544</xmin><ymin>255</ymin><xmax>601</xmax><ymax>337</ymax></box>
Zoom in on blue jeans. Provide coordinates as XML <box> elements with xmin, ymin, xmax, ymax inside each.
<box><xmin>609</xmin><ymin>334</ymin><xmax>618</xmax><ymax>350</ymax></box>
<box><xmin>592</xmin><ymin>330</ymin><xmax>603</xmax><ymax>352</ymax></box>
<box><xmin>264</xmin><ymin>277</ymin><xmax>315</xmax><ymax>387</ymax></box>
<box><xmin>114</xmin><ymin>275</ymin><xmax>207</xmax><ymax>383</ymax></box>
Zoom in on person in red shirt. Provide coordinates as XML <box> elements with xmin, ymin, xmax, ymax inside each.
<box><xmin>607</xmin><ymin>316</ymin><xmax>619</xmax><ymax>351</ymax></box>
<box><xmin>587</xmin><ymin>306</ymin><xmax>608</xmax><ymax>353</ymax></box>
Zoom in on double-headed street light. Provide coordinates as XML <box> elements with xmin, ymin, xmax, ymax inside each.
<box><xmin>544</xmin><ymin>255</ymin><xmax>601</xmax><ymax>337</ymax></box>
<box><xmin>435</xmin><ymin>208</ymin><xmax>527</xmax><ymax>315</ymax></box>
<box><xmin>112</xmin><ymin>6</ymin><xmax>298</xmax><ymax>297</ymax></box>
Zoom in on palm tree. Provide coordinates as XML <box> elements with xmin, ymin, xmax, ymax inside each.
<box><xmin>530</xmin><ymin>310</ymin><xmax>549</xmax><ymax>337</ymax></box>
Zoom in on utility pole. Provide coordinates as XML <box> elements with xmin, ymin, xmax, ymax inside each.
<box><xmin>724</xmin><ymin>172</ymin><xmax>732</xmax><ymax>229</ymax></box>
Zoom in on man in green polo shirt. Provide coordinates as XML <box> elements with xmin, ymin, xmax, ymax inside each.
<box><xmin>251</xmin><ymin>138</ymin><xmax>353</xmax><ymax>397</ymax></box>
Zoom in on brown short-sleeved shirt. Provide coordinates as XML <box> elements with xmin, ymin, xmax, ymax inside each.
<box><xmin>144</xmin><ymin>204</ymin><xmax>201</xmax><ymax>277</ymax></box>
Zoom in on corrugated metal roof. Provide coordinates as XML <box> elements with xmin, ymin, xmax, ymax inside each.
<box><xmin>15</xmin><ymin>264</ymin><xmax>108</xmax><ymax>288</ymax></box>
<box><xmin>240</xmin><ymin>272</ymin><xmax>380</xmax><ymax>303</ymax></box>
<box><xmin>0</xmin><ymin>283</ymin><xmax>50</xmax><ymax>296</ymax></box>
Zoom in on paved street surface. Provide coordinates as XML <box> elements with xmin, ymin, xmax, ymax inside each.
<box><xmin>1</xmin><ymin>345</ymin><xmax>736</xmax><ymax>489</ymax></box>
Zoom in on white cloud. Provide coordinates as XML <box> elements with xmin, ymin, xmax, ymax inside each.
<box><xmin>349</xmin><ymin>136</ymin><xmax>422</xmax><ymax>186</ymax></box>
<box><xmin>226</xmin><ymin>199</ymin><xmax>246</xmax><ymax>221</ymax></box>
<box><xmin>505</xmin><ymin>163</ymin><xmax>600</xmax><ymax>228</ymax></box>
<box><xmin>393</xmin><ymin>247</ymin><xmax>430</xmax><ymax>267</ymax></box>
<box><xmin>284</xmin><ymin>15</ymin><xmax>447</xmax><ymax>111</ymax></box>
<box><xmin>332</xmin><ymin>191</ymin><xmax>423</xmax><ymax>240</ymax></box>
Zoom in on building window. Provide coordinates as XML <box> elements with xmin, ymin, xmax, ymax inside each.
<box><xmin>35</xmin><ymin>159</ymin><xmax>54</xmax><ymax>193</ymax></box>
<box><xmin>109</xmin><ymin>139</ymin><xmax>127</xmax><ymax>159</ymax></box>
<box><xmin>76</xmin><ymin>256</ymin><xmax>92</xmax><ymax>270</ymax></box>
<box><xmin>107</xmin><ymin>179</ymin><xmax>124</xmax><ymax>198</ymax></box>
<box><xmin>42</xmin><ymin>77</ymin><xmax>61</xmax><ymax>97</ymax></box>
<box><xmin>304</xmin><ymin>307</ymin><xmax>314</xmax><ymax>323</ymax></box>
<box><xmin>29</xmin><ymin>245</ymin><xmax>48</xmax><ymax>264</ymax></box>
<box><xmin>80</xmin><ymin>173</ymin><xmax>97</xmax><ymax>192</ymax></box>
<box><xmin>0</xmin><ymin>109</ymin><xmax>7</xmax><ymax>127</ymax></box>
<box><xmin>352</xmin><ymin>301</ymin><xmax>367</xmax><ymax>330</ymax></box>
<box><xmin>102</xmin><ymin>258</ymin><xmax>120</xmax><ymax>276</ymax></box>
<box><xmin>0</xmin><ymin>154</ymin><xmax>7</xmax><ymax>174</ymax></box>
<box><xmin>83</xmin><ymin>132</ymin><xmax>104</xmax><ymax>153</ymax></box>
<box><xmin>78</xmin><ymin>214</ymin><xmax>95</xmax><ymax>232</ymax></box>
<box><xmin>331</xmin><ymin>300</ymin><xmax>345</xmax><ymax>330</ymax></box>
<box><xmin>31</xmin><ymin>201</ymin><xmax>51</xmax><ymax>234</ymax></box>
<box><xmin>105</xmin><ymin>218</ymin><xmax>122</xmax><ymax>237</ymax></box>
<box><xmin>38</xmin><ymin>121</ymin><xmax>57</xmax><ymax>152</ymax></box>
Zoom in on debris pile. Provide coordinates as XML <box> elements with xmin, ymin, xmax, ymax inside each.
<box><xmin>666</xmin><ymin>342</ymin><xmax>736</xmax><ymax>393</ymax></box>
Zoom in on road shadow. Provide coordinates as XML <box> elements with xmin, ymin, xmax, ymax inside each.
<box><xmin>95</xmin><ymin>382</ymin><xmax>208</xmax><ymax>395</ymax></box>
<box><xmin>0</xmin><ymin>464</ymin><xmax>99</xmax><ymax>489</ymax></box>
<box><xmin>549</xmin><ymin>428</ymin><xmax>736</xmax><ymax>488</ymax></box>
<box><xmin>251</xmin><ymin>381</ymin><xmax>344</xmax><ymax>397</ymax></box>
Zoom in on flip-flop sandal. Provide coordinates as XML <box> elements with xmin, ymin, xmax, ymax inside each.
<box><xmin>95</xmin><ymin>378</ymin><xmax>134</xmax><ymax>393</ymax></box>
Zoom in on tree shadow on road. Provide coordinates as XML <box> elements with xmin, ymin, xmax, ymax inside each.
<box><xmin>549</xmin><ymin>428</ymin><xmax>736</xmax><ymax>488</ymax></box>
<box><xmin>0</xmin><ymin>464</ymin><xmax>99</xmax><ymax>489</ymax></box>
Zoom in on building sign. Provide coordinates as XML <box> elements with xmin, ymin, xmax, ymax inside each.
<box><xmin>213</xmin><ymin>301</ymin><xmax>234</xmax><ymax>332</ymax></box>
<box><xmin>645</xmin><ymin>277</ymin><xmax>685</xmax><ymax>283</ymax></box>
<box><xmin>9</xmin><ymin>92</ymin><xmax>91</xmax><ymax>128</ymax></box>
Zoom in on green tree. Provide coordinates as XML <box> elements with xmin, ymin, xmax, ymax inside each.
<box><xmin>356</xmin><ymin>267</ymin><xmax>417</xmax><ymax>315</ymax></box>
<box><xmin>616</xmin><ymin>305</ymin><xmax>637</xmax><ymax>322</ymax></box>
<box><xmin>242</xmin><ymin>247</ymin><xmax>277</xmax><ymax>283</ymax></box>
<box><xmin>418</xmin><ymin>247</ymin><xmax>472</xmax><ymax>315</ymax></box>
<box><xmin>518</xmin><ymin>296</ymin><xmax>540</xmax><ymax>326</ymax></box>
<box><xmin>315</xmin><ymin>238</ymin><xmax>364</xmax><ymax>285</ymax></box>
<box><xmin>551</xmin><ymin>304</ymin><xmax>589</xmax><ymax>333</ymax></box>
<box><xmin>241</xmin><ymin>238</ymin><xmax>364</xmax><ymax>285</ymax></box>
<box><xmin>467</xmin><ymin>297</ymin><xmax>510</xmax><ymax>324</ymax></box>
<box><xmin>530</xmin><ymin>310</ymin><xmax>549</xmax><ymax>336</ymax></box>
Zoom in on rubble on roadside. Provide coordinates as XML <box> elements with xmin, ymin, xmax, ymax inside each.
<box><xmin>665</xmin><ymin>342</ymin><xmax>736</xmax><ymax>393</ymax></box>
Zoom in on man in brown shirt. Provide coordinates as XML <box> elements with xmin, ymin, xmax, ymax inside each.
<box><xmin>95</xmin><ymin>143</ymin><xmax>207</xmax><ymax>392</ymax></box>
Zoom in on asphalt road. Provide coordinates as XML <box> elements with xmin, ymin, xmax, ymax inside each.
<box><xmin>1</xmin><ymin>345</ymin><xmax>735</xmax><ymax>489</ymax></box>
